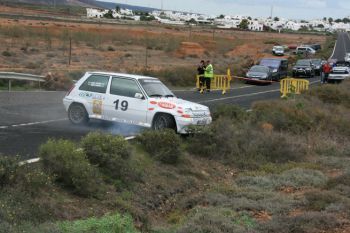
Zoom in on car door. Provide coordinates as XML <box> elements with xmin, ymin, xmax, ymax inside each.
<box><xmin>105</xmin><ymin>76</ymin><xmax>148</xmax><ymax>126</ymax></box>
<box><xmin>78</xmin><ymin>74</ymin><xmax>110</xmax><ymax>118</ymax></box>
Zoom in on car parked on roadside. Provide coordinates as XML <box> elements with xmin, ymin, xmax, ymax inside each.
<box><xmin>292</xmin><ymin>59</ymin><xmax>315</xmax><ymax>78</ymax></box>
<box><xmin>328</xmin><ymin>61</ymin><xmax>350</xmax><ymax>83</ymax></box>
<box><xmin>63</xmin><ymin>72</ymin><xmax>212</xmax><ymax>134</ymax></box>
<box><xmin>295</xmin><ymin>46</ymin><xmax>316</xmax><ymax>55</ymax></box>
<box><xmin>311</xmin><ymin>44</ymin><xmax>322</xmax><ymax>51</ymax></box>
<box><xmin>311</xmin><ymin>59</ymin><xmax>324</xmax><ymax>76</ymax></box>
<box><xmin>272</xmin><ymin>46</ymin><xmax>285</xmax><ymax>56</ymax></box>
<box><xmin>245</xmin><ymin>65</ymin><xmax>273</xmax><ymax>82</ymax></box>
<box><xmin>259</xmin><ymin>58</ymin><xmax>288</xmax><ymax>81</ymax></box>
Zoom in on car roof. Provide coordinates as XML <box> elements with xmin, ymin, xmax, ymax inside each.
<box><xmin>86</xmin><ymin>71</ymin><xmax>158</xmax><ymax>80</ymax></box>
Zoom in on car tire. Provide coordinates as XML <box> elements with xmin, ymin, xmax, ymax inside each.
<box><xmin>152</xmin><ymin>113</ymin><xmax>176</xmax><ymax>131</ymax></box>
<box><xmin>68</xmin><ymin>103</ymin><xmax>89</xmax><ymax>125</ymax></box>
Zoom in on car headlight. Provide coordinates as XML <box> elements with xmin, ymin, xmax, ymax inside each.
<box><xmin>306</xmin><ymin>68</ymin><xmax>311</xmax><ymax>71</ymax></box>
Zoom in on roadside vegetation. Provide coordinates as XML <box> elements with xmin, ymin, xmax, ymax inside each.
<box><xmin>1</xmin><ymin>80</ymin><xmax>350</xmax><ymax>232</ymax></box>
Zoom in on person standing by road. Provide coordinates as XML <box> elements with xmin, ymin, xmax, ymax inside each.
<box><xmin>322</xmin><ymin>62</ymin><xmax>332</xmax><ymax>84</ymax></box>
<box><xmin>197</xmin><ymin>60</ymin><xmax>206</xmax><ymax>92</ymax></box>
<box><xmin>203</xmin><ymin>60</ymin><xmax>214</xmax><ymax>93</ymax></box>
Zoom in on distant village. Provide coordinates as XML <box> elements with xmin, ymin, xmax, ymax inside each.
<box><xmin>86</xmin><ymin>6</ymin><xmax>350</xmax><ymax>33</ymax></box>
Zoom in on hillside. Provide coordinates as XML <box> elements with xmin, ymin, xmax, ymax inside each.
<box><xmin>0</xmin><ymin>0</ymin><xmax>157</xmax><ymax>11</ymax></box>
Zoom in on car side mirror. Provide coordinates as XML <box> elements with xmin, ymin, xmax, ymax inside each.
<box><xmin>135</xmin><ymin>93</ymin><xmax>144</xmax><ymax>99</ymax></box>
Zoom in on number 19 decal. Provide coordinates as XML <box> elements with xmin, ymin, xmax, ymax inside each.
<box><xmin>114</xmin><ymin>100</ymin><xmax>128</xmax><ymax>111</ymax></box>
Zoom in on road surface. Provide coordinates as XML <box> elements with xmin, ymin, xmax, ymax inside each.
<box><xmin>331</xmin><ymin>32</ymin><xmax>350</xmax><ymax>61</ymax></box>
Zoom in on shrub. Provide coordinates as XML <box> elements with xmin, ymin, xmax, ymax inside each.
<box><xmin>188</xmin><ymin>119</ymin><xmax>306</xmax><ymax>169</ymax></box>
<box><xmin>307</xmin><ymin>82</ymin><xmax>350</xmax><ymax>108</ymax></box>
<box><xmin>177</xmin><ymin>207</ymin><xmax>251</xmax><ymax>233</ymax></box>
<box><xmin>141</xmin><ymin>67</ymin><xmax>195</xmax><ymax>87</ymax></box>
<box><xmin>43</xmin><ymin>72</ymin><xmax>73</xmax><ymax>91</ymax></box>
<box><xmin>39</xmin><ymin>139</ymin><xmax>105</xmax><ymax>198</ymax></box>
<box><xmin>59</xmin><ymin>212</ymin><xmax>138</xmax><ymax>233</ymax></box>
<box><xmin>137</xmin><ymin>129</ymin><xmax>182</xmax><ymax>164</ymax></box>
<box><xmin>304</xmin><ymin>190</ymin><xmax>344</xmax><ymax>211</ymax></box>
<box><xmin>252</xmin><ymin>100</ymin><xmax>315</xmax><ymax>134</ymax></box>
<box><xmin>81</xmin><ymin>132</ymin><xmax>133</xmax><ymax>182</ymax></box>
<box><xmin>2</xmin><ymin>50</ymin><xmax>11</xmax><ymax>57</ymax></box>
<box><xmin>0</xmin><ymin>156</ymin><xmax>19</xmax><ymax>187</ymax></box>
<box><xmin>212</xmin><ymin>104</ymin><xmax>248</xmax><ymax>122</ymax></box>
<box><xmin>235</xmin><ymin>168</ymin><xmax>327</xmax><ymax>191</ymax></box>
<box><xmin>107</xmin><ymin>46</ymin><xmax>115</xmax><ymax>51</ymax></box>
<box><xmin>258</xmin><ymin>211</ymin><xmax>341</xmax><ymax>233</ymax></box>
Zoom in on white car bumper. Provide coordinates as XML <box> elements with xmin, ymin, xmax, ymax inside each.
<box><xmin>328</xmin><ymin>74</ymin><xmax>348</xmax><ymax>80</ymax></box>
<box><xmin>175</xmin><ymin>116</ymin><xmax>212</xmax><ymax>134</ymax></box>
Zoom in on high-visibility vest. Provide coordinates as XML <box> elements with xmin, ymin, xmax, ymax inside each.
<box><xmin>204</xmin><ymin>64</ymin><xmax>214</xmax><ymax>78</ymax></box>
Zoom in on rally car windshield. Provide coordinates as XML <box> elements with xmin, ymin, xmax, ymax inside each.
<box><xmin>139</xmin><ymin>79</ymin><xmax>175</xmax><ymax>98</ymax></box>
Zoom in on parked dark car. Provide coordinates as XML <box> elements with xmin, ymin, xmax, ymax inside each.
<box><xmin>292</xmin><ymin>59</ymin><xmax>315</xmax><ymax>78</ymax></box>
<box><xmin>311</xmin><ymin>59</ymin><xmax>324</xmax><ymax>76</ymax></box>
<box><xmin>259</xmin><ymin>58</ymin><xmax>288</xmax><ymax>81</ymax></box>
<box><xmin>245</xmin><ymin>65</ymin><xmax>273</xmax><ymax>82</ymax></box>
<box><xmin>311</xmin><ymin>44</ymin><xmax>322</xmax><ymax>51</ymax></box>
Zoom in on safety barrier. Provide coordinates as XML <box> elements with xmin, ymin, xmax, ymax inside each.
<box><xmin>196</xmin><ymin>69</ymin><xmax>232</xmax><ymax>94</ymax></box>
<box><xmin>280</xmin><ymin>78</ymin><xmax>309</xmax><ymax>98</ymax></box>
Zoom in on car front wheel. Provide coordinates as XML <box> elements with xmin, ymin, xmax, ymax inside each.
<box><xmin>68</xmin><ymin>103</ymin><xmax>89</xmax><ymax>125</ymax></box>
<box><xmin>153</xmin><ymin>114</ymin><xmax>176</xmax><ymax>131</ymax></box>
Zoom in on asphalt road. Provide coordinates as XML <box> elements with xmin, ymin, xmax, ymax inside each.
<box><xmin>331</xmin><ymin>32</ymin><xmax>350</xmax><ymax>61</ymax></box>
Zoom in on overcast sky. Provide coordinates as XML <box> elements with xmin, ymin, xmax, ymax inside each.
<box><xmin>102</xmin><ymin>0</ymin><xmax>350</xmax><ymax>20</ymax></box>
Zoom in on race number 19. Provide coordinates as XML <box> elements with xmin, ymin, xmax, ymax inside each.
<box><xmin>114</xmin><ymin>100</ymin><xmax>128</xmax><ymax>111</ymax></box>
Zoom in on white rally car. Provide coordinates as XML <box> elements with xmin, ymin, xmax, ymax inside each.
<box><xmin>63</xmin><ymin>72</ymin><xmax>212</xmax><ymax>133</ymax></box>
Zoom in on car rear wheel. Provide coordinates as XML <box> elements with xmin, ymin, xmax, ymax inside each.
<box><xmin>68</xmin><ymin>103</ymin><xmax>89</xmax><ymax>125</ymax></box>
<box><xmin>153</xmin><ymin>114</ymin><xmax>176</xmax><ymax>131</ymax></box>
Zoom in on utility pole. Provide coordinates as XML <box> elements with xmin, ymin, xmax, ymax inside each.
<box><xmin>69</xmin><ymin>37</ymin><xmax>72</xmax><ymax>66</ymax></box>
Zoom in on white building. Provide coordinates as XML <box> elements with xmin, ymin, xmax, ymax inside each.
<box><xmin>249</xmin><ymin>20</ymin><xmax>264</xmax><ymax>31</ymax></box>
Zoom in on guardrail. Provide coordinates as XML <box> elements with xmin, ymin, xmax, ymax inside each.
<box><xmin>196</xmin><ymin>69</ymin><xmax>232</xmax><ymax>94</ymax></box>
<box><xmin>280</xmin><ymin>78</ymin><xmax>309</xmax><ymax>98</ymax></box>
<box><xmin>0</xmin><ymin>72</ymin><xmax>45</xmax><ymax>91</ymax></box>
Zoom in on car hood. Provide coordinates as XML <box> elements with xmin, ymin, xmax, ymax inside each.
<box><xmin>149</xmin><ymin>97</ymin><xmax>210</xmax><ymax>112</ymax></box>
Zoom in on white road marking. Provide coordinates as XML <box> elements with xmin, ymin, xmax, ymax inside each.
<box><xmin>0</xmin><ymin>118</ymin><xmax>68</xmax><ymax>129</ymax></box>
<box><xmin>330</xmin><ymin>39</ymin><xmax>338</xmax><ymax>60</ymax></box>
<box><xmin>198</xmin><ymin>80</ymin><xmax>320</xmax><ymax>104</ymax></box>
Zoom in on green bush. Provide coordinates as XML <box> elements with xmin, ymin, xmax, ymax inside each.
<box><xmin>235</xmin><ymin>168</ymin><xmax>327</xmax><ymax>191</ymax></box>
<box><xmin>58</xmin><ymin>212</ymin><xmax>139</xmax><ymax>233</ymax></box>
<box><xmin>188</xmin><ymin>119</ymin><xmax>306</xmax><ymax>169</ymax></box>
<box><xmin>258</xmin><ymin>211</ymin><xmax>341</xmax><ymax>233</ymax></box>
<box><xmin>177</xmin><ymin>207</ymin><xmax>251</xmax><ymax>233</ymax></box>
<box><xmin>307</xmin><ymin>82</ymin><xmax>350</xmax><ymax>108</ymax></box>
<box><xmin>0</xmin><ymin>156</ymin><xmax>19</xmax><ymax>187</ymax></box>
<box><xmin>304</xmin><ymin>190</ymin><xmax>344</xmax><ymax>211</ymax></box>
<box><xmin>138</xmin><ymin>129</ymin><xmax>182</xmax><ymax>164</ymax></box>
<box><xmin>212</xmin><ymin>104</ymin><xmax>248</xmax><ymax>122</ymax></box>
<box><xmin>2</xmin><ymin>50</ymin><xmax>11</xmax><ymax>57</ymax></box>
<box><xmin>39</xmin><ymin>139</ymin><xmax>105</xmax><ymax>198</ymax></box>
<box><xmin>82</xmin><ymin>132</ymin><xmax>133</xmax><ymax>183</ymax></box>
<box><xmin>252</xmin><ymin>100</ymin><xmax>315</xmax><ymax>134</ymax></box>
<box><xmin>141</xmin><ymin>67</ymin><xmax>195</xmax><ymax>87</ymax></box>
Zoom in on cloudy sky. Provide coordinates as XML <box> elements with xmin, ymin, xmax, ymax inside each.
<box><xmin>103</xmin><ymin>0</ymin><xmax>350</xmax><ymax>19</ymax></box>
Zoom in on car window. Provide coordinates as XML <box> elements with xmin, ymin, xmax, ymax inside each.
<box><xmin>79</xmin><ymin>75</ymin><xmax>109</xmax><ymax>93</ymax></box>
<box><xmin>110</xmin><ymin>77</ymin><xmax>142</xmax><ymax>98</ymax></box>
<box><xmin>260</xmin><ymin>59</ymin><xmax>280</xmax><ymax>68</ymax></box>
